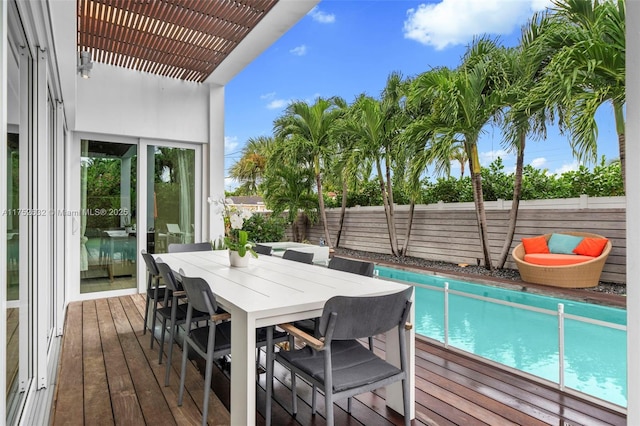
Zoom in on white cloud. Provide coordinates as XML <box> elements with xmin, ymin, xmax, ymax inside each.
<box><xmin>554</xmin><ymin>161</ymin><xmax>580</xmax><ymax>175</ymax></box>
<box><xmin>224</xmin><ymin>136</ymin><xmax>239</xmax><ymax>152</ymax></box>
<box><xmin>260</xmin><ymin>92</ymin><xmax>276</xmax><ymax>100</ymax></box>
<box><xmin>290</xmin><ymin>45</ymin><xmax>307</xmax><ymax>56</ymax></box>
<box><xmin>224</xmin><ymin>177</ymin><xmax>238</xmax><ymax>190</ymax></box>
<box><xmin>403</xmin><ymin>0</ymin><xmax>552</xmax><ymax>50</ymax></box>
<box><xmin>308</xmin><ymin>6</ymin><xmax>335</xmax><ymax>24</ymax></box>
<box><xmin>530</xmin><ymin>157</ymin><xmax>547</xmax><ymax>168</ymax></box>
<box><xmin>266</xmin><ymin>99</ymin><xmax>288</xmax><ymax>110</ymax></box>
<box><xmin>479</xmin><ymin>149</ymin><xmax>512</xmax><ymax>166</ymax></box>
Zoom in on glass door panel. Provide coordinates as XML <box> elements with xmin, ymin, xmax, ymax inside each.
<box><xmin>6</xmin><ymin>135</ymin><xmax>19</xmax><ymax>403</ymax></box>
<box><xmin>146</xmin><ymin>146</ymin><xmax>195</xmax><ymax>254</ymax></box>
<box><xmin>80</xmin><ymin>140</ymin><xmax>137</xmax><ymax>293</ymax></box>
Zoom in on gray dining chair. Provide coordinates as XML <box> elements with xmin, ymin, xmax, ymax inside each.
<box><xmin>328</xmin><ymin>256</ymin><xmax>377</xmax><ymax>349</ymax></box>
<box><xmin>328</xmin><ymin>256</ymin><xmax>375</xmax><ymax>277</ymax></box>
<box><xmin>155</xmin><ymin>262</ymin><xmax>210</xmax><ymax>386</ymax></box>
<box><xmin>167</xmin><ymin>242</ymin><xmax>212</xmax><ymax>253</ymax></box>
<box><xmin>141</xmin><ymin>250</ymin><xmax>167</xmax><ymax>348</ymax></box>
<box><xmin>266</xmin><ymin>286</ymin><xmax>413</xmax><ymax>426</ymax></box>
<box><xmin>282</xmin><ymin>249</ymin><xmax>313</xmax><ymax>264</ymax></box>
<box><xmin>177</xmin><ymin>275</ymin><xmax>233</xmax><ymax>426</ymax></box>
<box><xmin>177</xmin><ymin>273</ymin><xmax>288</xmax><ymax>426</ymax></box>
<box><xmin>254</xmin><ymin>244</ymin><xmax>273</xmax><ymax>256</ymax></box>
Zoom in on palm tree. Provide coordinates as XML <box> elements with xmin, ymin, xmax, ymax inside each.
<box><xmin>407</xmin><ymin>38</ymin><xmax>504</xmax><ymax>269</ymax></box>
<box><xmin>493</xmin><ymin>15</ymin><xmax>560</xmax><ymax>269</ymax></box>
<box><xmin>228</xmin><ymin>136</ymin><xmax>272</xmax><ymax>195</ymax></box>
<box><xmin>273</xmin><ymin>97</ymin><xmax>346</xmax><ymax>247</ymax></box>
<box><xmin>325</xmin><ymin>127</ymin><xmax>371</xmax><ymax>248</ymax></box>
<box><xmin>261</xmin><ymin>163</ymin><xmax>318</xmax><ymax>242</ymax></box>
<box><xmin>533</xmin><ymin>0</ymin><xmax>626</xmax><ymax>188</ymax></box>
<box><xmin>346</xmin><ymin>73</ymin><xmax>411</xmax><ymax>257</ymax></box>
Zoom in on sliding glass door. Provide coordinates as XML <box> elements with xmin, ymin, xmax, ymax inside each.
<box><xmin>80</xmin><ymin>140</ymin><xmax>137</xmax><ymax>294</ymax></box>
<box><xmin>145</xmin><ymin>145</ymin><xmax>197</xmax><ymax>254</ymax></box>
<box><xmin>76</xmin><ymin>139</ymin><xmax>199</xmax><ymax>295</ymax></box>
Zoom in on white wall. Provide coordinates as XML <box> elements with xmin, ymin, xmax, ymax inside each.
<box><xmin>75</xmin><ymin>63</ymin><xmax>210</xmax><ymax>143</ymax></box>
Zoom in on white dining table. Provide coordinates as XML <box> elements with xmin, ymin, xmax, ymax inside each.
<box><xmin>154</xmin><ymin>250</ymin><xmax>415</xmax><ymax>425</ymax></box>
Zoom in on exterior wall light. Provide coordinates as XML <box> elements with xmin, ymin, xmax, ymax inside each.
<box><xmin>78</xmin><ymin>50</ymin><xmax>93</xmax><ymax>79</ymax></box>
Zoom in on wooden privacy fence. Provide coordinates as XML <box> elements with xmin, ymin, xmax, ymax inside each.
<box><xmin>302</xmin><ymin>196</ymin><xmax>626</xmax><ymax>284</ymax></box>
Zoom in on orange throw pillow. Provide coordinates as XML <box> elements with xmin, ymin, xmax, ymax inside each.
<box><xmin>573</xmin><ymin>237</ymin><xmax>608</xmax><ymax>257</ymax></box>
<box><xmin>522</xmin><ymin>236</ymin><xmax>550</xmax><ymax>254</ymax></box>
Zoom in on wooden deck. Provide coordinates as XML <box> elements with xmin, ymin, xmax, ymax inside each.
<box><xmin>51</xmin><ymin>294</ymin><xmax>626</xmax><ymax>425</ymax></box>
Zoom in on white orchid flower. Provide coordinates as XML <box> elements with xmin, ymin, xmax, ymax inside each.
<box><xmin>230</xmin><ymin>214</ymin><xmax>244</xmax><ymax>230</ymax></box>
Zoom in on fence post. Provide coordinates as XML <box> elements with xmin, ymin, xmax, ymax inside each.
<box><xmin>444</xmin><ymin>282</ymin><xmax>449</xmax><ymax>348</ymax></box>
<box><xmin>558</xmin><ymin>303</ymin><xmax>565</xmax><ymax>391</ymax></box>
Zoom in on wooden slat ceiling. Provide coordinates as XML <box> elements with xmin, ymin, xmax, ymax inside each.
<box><xmin>77</xmin><ymin>0</ymin><xmax>279</xmax><ymax>83</ymax></box>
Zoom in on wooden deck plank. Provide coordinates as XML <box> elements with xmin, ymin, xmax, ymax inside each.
<box><xmin>51</xmin><ymin>302</ymin><xmax>84</xmax><ymax>426</ymax></box>
<box><xmin>82</xmin><ymin>301</ymin><xmax>115</xmax><ymax>425</ymax></box>
<box><xmin>94</xmin><ymin>297</ymin><xmax>145</xmax><ymax>425</ymax></box>
<box><xmin>106</xmin><ymin>296</ymin><xmax>176</xmax><ymax>425</ymax></box>
<box><xmin>416</xmin><ymin>364</ymin><xmax>556</xmax><ymax>426</ymax></box>
<box><xmin>415</xmin><ymin>358</ymin><xmax>557</xmax><ymax>425</ymax></box>
<box><xmin>52</xmin><ymin>294</ymin><xmax>626</xmax><ymax>426</ymax></box>
<box><xmin>419</xmin><ymin>342</ymin><xmax>625</xmax><ymax>426</ymax></box>
<box><xmin>120</xmin><ymin>293</ymin><xmax>230</xmax><ymax>425</ymax></box>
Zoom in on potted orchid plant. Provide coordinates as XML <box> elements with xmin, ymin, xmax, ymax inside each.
<box><xmin>209</xmin><ymin>197</ymin><xmax>257</xmax><ymax>266</ymax></box>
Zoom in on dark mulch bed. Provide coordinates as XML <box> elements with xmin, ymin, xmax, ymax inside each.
<box><xmin>332</xmin><ymin>248</ymin><xmax>627</xmax><ymax>305</ymax></box>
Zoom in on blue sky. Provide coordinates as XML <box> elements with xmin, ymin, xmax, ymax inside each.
<box><xmin>223</xmin><ymin>0</ymin><xmax>620</xmax><ymax>189</ymax></box>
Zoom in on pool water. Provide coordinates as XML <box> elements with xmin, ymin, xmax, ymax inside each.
<box><xmin>376</xmin><ymin>266</ymin><xmax>627</xmax><ymax>407</ymax></box>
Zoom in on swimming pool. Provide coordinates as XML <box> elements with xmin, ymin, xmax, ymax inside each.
<box><xmin>375</xmin><ymin>265</ymin><xmax>627</xmax><ymax>407</ymax></box>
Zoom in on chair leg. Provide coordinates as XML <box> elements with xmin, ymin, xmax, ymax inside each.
<box><xmin>368</xmin><ymin>336</ymin><xmax>374</xmax><ymax>351</ymax></box>
<box><xmin>201</xmin><ymin>327</ymin><xmax>216</xmax><ymax>426</ymax></box>
<box><xmin>143</xmin><ymin>290</ymin><xmax>151</xmax><ymax>335</ymax></box>
<box><xmin>402</xmin><ymin>377</ymin><xmax>411</xmax><ymax>426</ymax></box>
<box><xmin>158</xmin><ymin>316</ymin><xmax>168</xmax><ymax>364</ymax></box>
<box><xmin>265</xmin><ymin>327</ymin><xmax>274</xmax><ymax>426</ymax></box>
<box><xmin>178</xmin><ymin>337</ymin><xmax>189</xmax><ymax>406</ymax></box>
<box><xmin>291</xmin><ymin>370</ymin><xmax>298</xmax><ymax>416</ymax></box>
<box><xmin>347</xmin><ymin>396</ymin><xmax>352</xmax><ymax>414</ymax></box>
<box><xmin>150</xmin><ymin>299</ymin><xmax>159</xmax><ymax>349</ymax></box>
<box><xmin>311</xmin><ymin>386</ymin><xmax>317</xmax><ymax>414</ymax></box>
<box><xmin>325</xmin><ymin>392</ymin><xmax>334</xmax><ymax>426</ymax></box>
<box><xmin>164</xmin><ymin>323</ymin><xmax>178</xmax><ymax>386</ymax></box>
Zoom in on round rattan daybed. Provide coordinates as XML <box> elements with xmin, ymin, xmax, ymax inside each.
<box><xmin>511</xmin><ymin>231</ymin><xmax>612</xmax><ymax>288</ymax></box>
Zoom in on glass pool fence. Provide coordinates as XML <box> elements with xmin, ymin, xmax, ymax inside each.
<box><xmin>374</xmin><ymin>266</ymin><xmax>627</xmax><ymax>408</ymax></box>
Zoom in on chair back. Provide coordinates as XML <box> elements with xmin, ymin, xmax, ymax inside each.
<box><xmin>155</xmin><ymin>261</ymin><xmax>181</xmax><ymax>292</ymax></box>
<box><xmin>168</xmin><ymin>242</ymin><xmax>212</xmax><ymax>253</ymax></box>
<box><xmin>180</xmin><ymin>274</ymin><xmax>218</xmax><ymax>316</ymax></box>
<box><xmin>254</xmin><ymin>244</ymin><xmax>273</xmax><ymax>256</ymax></box>
<box><xmin>166</xmin><ymin>223</ymin><xmax>181</xmax><ymax>233</ymax></box>
<box><xmin>319</xmin><ymin>286</ymin><xmax>413</xmax><ymax>341</ymax></box>
<box><xmin>328</xmin><ymin>257</ymin><xmax>374</xmax><ymax>277</ymax></box>
<box><xmin>282</xmin><ymin>249</ymin><xmax>313</xmax><ymax>264</ymax></box>
<box><xmin>141</xmin><ymin>250</ymin><xmax>160</xmax><ymax>277</ymax></box>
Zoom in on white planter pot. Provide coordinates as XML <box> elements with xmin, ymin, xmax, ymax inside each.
<box><xmin>229</xmin><ymin>250</ymin><xmax>250</xmax><ymax>267</ymax></box>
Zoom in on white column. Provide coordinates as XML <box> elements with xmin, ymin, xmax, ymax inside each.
<box><xmin>208</xmin><ymin>85</ymin><xmax>225</xmax><ymax>242</ymax></box>
<box><xmin>626</xmin><ymin>3</ymin><xmax>639</xmax><ymax>424</ymax></box>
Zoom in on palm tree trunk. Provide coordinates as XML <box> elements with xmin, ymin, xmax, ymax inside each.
<box><xmin>375</xmin><ymin>159</ymin><xmax>399</xmax><ymax>256</ymax></box>
<box><xmin>400</xmin><ymin>201</ymin><xmax>415</xmax><ymax>257</ymax></box>
<box><xmin>335</xmin><ymin>179</ymin><xmax>348</xmax><ymax>248</ymax></box>
<box><xmin>496</xmin><ymin>134</ymin><xmax>525</xmax><ymax>269</ymax></box>
<box><xmin>316</xmin><ymin>173</ymin><xmax>333</xmax><ymax>248</ymax></box>
<box><xmin>468</xmin><ymin>144</ymin><xmax>493</xmax><ymax>270</ymax></box>
<box><xmin>613</xmin><ymin>100</ymin><xmax>625</xmax><ymax>192</ymax></box>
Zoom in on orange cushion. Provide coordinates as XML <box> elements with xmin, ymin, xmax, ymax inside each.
<box><xmin>522</xmin><ymin>236</ymin><xmax>550</xmax><ymax>254</ymax></box>
<box><xmin>524</xmin><ymin>253</ymin><xmax>594</xmax><ymax>266</ymax></box>
<box><xmin>573</xmin><ymin>237</ymin><xmax>608</xmax><ymax>257</ymax></box>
